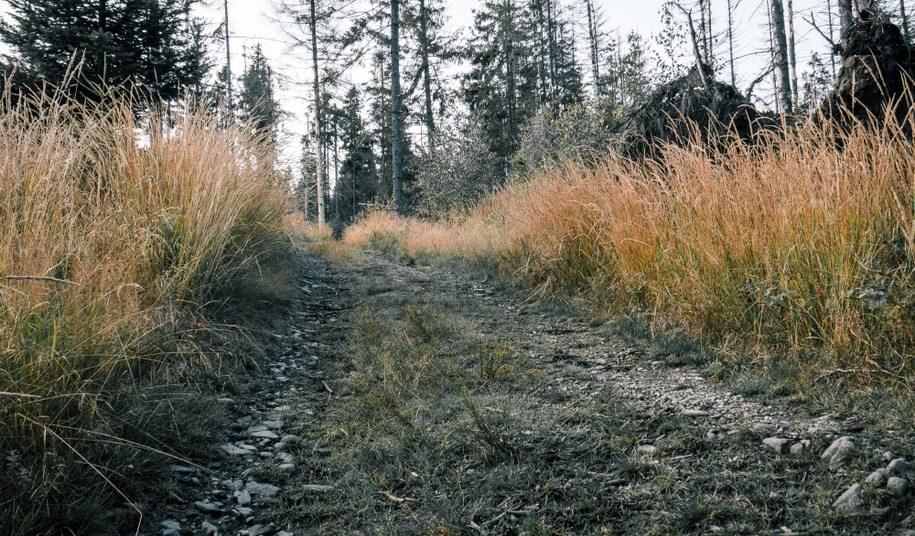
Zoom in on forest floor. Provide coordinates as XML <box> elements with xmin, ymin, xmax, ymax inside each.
<box><xmin>138</xmin><ymin>243</ymin><xmax>915</xmax><ymax>536</ymax></box>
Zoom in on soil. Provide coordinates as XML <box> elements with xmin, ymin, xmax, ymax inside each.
<box><xmin>134</xmin><ymin>245</ymin><xmax>915</xmax><ymax>535</ymax></box>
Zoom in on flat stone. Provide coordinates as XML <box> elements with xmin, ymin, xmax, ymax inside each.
<box><xmin>220</xmin><ymin>443</ymin><xmax>250</xmax><ymax>456</ymax></box>
<box><xmin>762</xmin><ymin>437</ymin><xmax>790</xmax><ymax>454</ymax></box>
<box><xmin>170</xmin><ymin>464</ymin><xmax>196</xmax><ymax>474</ymax></box>
<box><xmin>245</xmin><ymin>481</ymin><xmax>281</xmax><ymax>498</ymax></box>
<box><xmin>263</xmin><ymin>420</ymin><xmax>284</xmax><ymax>429</ymax></box>
<box><xmin>887</xmin><ymin>477</ymin><xmax>909</xmax><ymax>496</ymax></box>
<box><xmin>682</xmin><ymin>409</ymin><xmax>709</xmax><ymax>417</ymax></box>
<box><xmin>280</xmin><ymin>434</ymin><xmax>301</xmax><ymax>446</ymax></box>
<box><xmin>302</xmin><ymin>484</ymin><xmax>336</xmax><ymax>492</ymax></box>
<box><xmin>865</xmin><ymin>469</ymin><xmax>887</xmax><ymax>486</ymax></box>
<box><xmin>247</xmin><ymin>424</ymin><xmax>269</xmax><ymax>433</ymax></box>
<box><xmin>251</xmin><ymin>430</ymin><xmax>280</xmax><ymax>439</ymax></box>
<box><xmin>243</xmin><ymin>524</ymin><xmax>275</xmax><ymax>536</ymax></box>
<box><xmin>278</xmin><ymin>463</ymin><xmax>296</xmax><ymax>471</ymax></box>
<box><xmin>888</xmin><ymin>458</ymin><xmax>911</xmax><ymax>475</ymax></box>
<box><xmin>821</xmin><ymin>436</ymin><xmax>854</xmax><ymax>467</ymax></box>
<box><xmin>277</xmin><ymin>532</ymin><xmax>294</xmax><ymax>536</ymax></box>
<box><xmin>832</xmin><ymin>483</ymin><xmax>864</xmax><ymax>512</ymax></box>
<box><xmin>194</xmin><ymin>500</ymin><xmax>222</xmax><ymax>513</ymax></box>
<box><xmin>235</xmin><ymin>506</ymin><xmax>254</xmax><ymax>517</ymax></box>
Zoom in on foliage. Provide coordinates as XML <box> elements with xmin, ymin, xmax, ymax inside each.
<box><xmin>415</xmin><ymin>120</ymin><xmax>502</xmax><ymax>214</ymax></box>
<box><xmin>0</xmin><ymin>0</ymin><xmax>210</xmax><ymax>103</ymax></box>
<box><xmin>238</xmin><ymin>43</ymin><xmax>281</xmax><ymax>143</ymax></box>
<box><xmin>513</xmin><ymin>98</ymin><xmax>619</xmax><ymax>177</ymax></box>
<box><xmin>0</xmin><ymin>87</ymin><xmax>286</xmax><ymax>534</ymax></box>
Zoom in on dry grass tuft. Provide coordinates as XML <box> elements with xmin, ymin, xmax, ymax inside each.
<box><xmin>0</xmin><ymin>87</ymin><xmax>286</xmax><ymax>534</ymax></box>
<box><xmin>346</xmin><ymin>109</ymin><xmax>915</xmax><ymax>391</ymax></box>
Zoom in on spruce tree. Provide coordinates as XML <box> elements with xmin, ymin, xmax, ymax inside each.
<box><xmin>0</xmin><ymin>0</ymin><xmax>208</xmax><ymax>102</ymax></box>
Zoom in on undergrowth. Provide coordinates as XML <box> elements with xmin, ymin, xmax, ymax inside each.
<box><xmin>0</xmin><ymin>87</ymin><xmax>287</xmax><ymax>535</ymax></box>
<box><xmin>344</xmin><ymin>108</ymin><xmax>915</xmax><ymax>393</ymax></box>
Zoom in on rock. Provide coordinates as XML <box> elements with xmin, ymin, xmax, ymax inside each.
<box><xmin>278</xmin><ymin>463</ymin><xmax>296</xmax><ymax>472</ymax></box>
<box><xmin>887</xmin><ymin>477</ymin><xmax>909</xmax><ymax>496</ymax></box>
<box><xmin>280</xmin><ymin>434</ymin><xmax>301</xmax><ymax>445</ymax></box>
<box><xmin>263</xmin><ymin>420</ymin><xmax>284</xmax><ymax>429</ymax></box>
<box><xmin>201</xmin><ymin>520</ymin><xmax>219</xmax><ymax>535</ymax></box>
<box><xmin>247</xmin><ymin>424</ymin><xmax>268</xmax><ymax>433</ymax></box>
<box><xmin>888</xmin><ymin>458</ymin><xmax>911</xmax><ymax>475</ymax></box>
<box><xmin>170</xmin><ymin>464</ymin><xmax>196</xmax><ymax>474</ymax></box>
<box><xmin>242</xmin><ymin>524</ymin><xmax>275</xmax><ymax>536</ymax></box>
<box><xmin>276</xmin><ymin>532</ymin><xmax>294</xmax><ymax>536</ymax></box>
<box><xmin>251</xmin><ymin>430</ymin><xmax>280</xmax><ymax>440</ymax></box>
<box><xmin>235</xmin><ymin>506</ymin><xmax>254</xmax><ymax>517</ymax></box>
<box><xmin>194</xmin><ymin>500</ymin><xmax>222</xmax><ymax>513</ymax></box>
<box><xmin>160</xmin><ymin>520</ymin><xmax>181</xmax><ymax>531</ymax></box>
<box><xmin>682</xmin><ymin>409</ymin><xmax>709</xmax><ymax>417</ymax></box>
<box><xmin>636</xmin><ymin>445</ymin><xmax>657</xmax><ymax>456</ymax></box>
<box><xmin>302</xmin><ymin>484</ymin><xmax>336</xmax><ymax>492</ymax></box>
<box><xmin>821</xmin><ymin>436</ymin><xmax>854</xmax><ymax>467</ymax></box>
<box><xmin>245</xmin><ymin>481</ymin><xmax>281</xmax><ymax>498</ymax></box>
<box><xmin>236</xmin><ymin>489</ymin><xmax>252</xmax><ymax>505</ymax></box>
<box><xmin>220</xmin><ymin>443</ymin><xmax>251</xmax><ymax>456</ymax></box>
<box><xmin>865</xmin><ymin>468</ymin><xmax>888</xmax><ymax>486</ymax></box>
<box><xmin>832</xmin><ymin>483</ymin><xmax>864</xmax><ymax>512</ymax></box>
<box><xmin>762</xmin><ymin>437</ymin><xmax>791</xmax><ymax>453</ymax></box>
<box><xmin>790</xmin><ymin>442</ymin><xmax>806</xmax><ymax>456</ymax></box>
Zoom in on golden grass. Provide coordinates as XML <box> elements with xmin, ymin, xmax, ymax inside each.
<box><xmin>0</xmin><ymin>88</ymin><xmax>286</xmax><ymax>533</ymax></box>
<box><xmin>346</xmin><ymin>111</ymin><xmax>915</xmax><ymax>389</ymax></box>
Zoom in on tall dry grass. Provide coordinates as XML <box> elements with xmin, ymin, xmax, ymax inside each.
<box><xmin>0</xmin><ymin>88</ymin><xmax>286</xmax><ymax>534</ymax></box>
<box><xmin>346</xmin><ymin>110</ymin><xmax>915</xmax><ymax>389</ymax></box>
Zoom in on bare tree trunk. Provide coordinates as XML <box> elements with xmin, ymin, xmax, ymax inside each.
<box><xmin>901</xmin><ymin>0</ymin><xmax>911</xmax><ymax>42</ymax></box>
<box><xmin>505</xmin><ymin>0</ymin><xmax>518</xmax><ymax>149</ymax></box>
<box><xmin>390</xmin><ymin>0</ymin><xmax>405</xmax><ymax>213</ymax></box>
<box><xmin>770</xmin><ymin>0</ymin><xmax>793</xmax><ymax>114</ymax></box>
<box><xmin>224</xmin><ymin>0</ymin><xmax>232</xmax><ymax>106</ymax></box>
<box><xmin>585</xmin><ymin>0</ymin><xmax>601</xmax><ymax>95</ymax></box>
<box><xmin>838</xmin><ymin>0</ymin><xmax>853</xmax><ymax>34</ymax></box>
<box><xmin>418</xmin><ymin>0</ymin><xmax>435</xmax><ymax>143</ymax></box>
<box><xmin>545</xmin><ymin>0</ymin><xmax>558</xmax><ymax>99</ymax></box>
<box><xmin>827</xmin><ymin>0</ymin><xmax>837</xmax><ymax>78</ymax></box>
<box><xmin>727</xmin><ymin>0</ymin><xmax>736</xmax><ymax>86</ymax></box>
<box><xmin>786</xmin><ymin>0</ymin><xmax>798</xmax><ymax>106</ymax></box>
<box><xmin>308</xmin><ymin>0</ymin><xmax>325</xmax><ymax>226</ymax></box>
<box><xmin>767</xmin><ymin>0</ymin><xmax>780</xmax><ymax>114</ymax></box>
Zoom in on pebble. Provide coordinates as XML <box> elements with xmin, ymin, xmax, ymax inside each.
<box><xmin>221</xmin><ymin>443</ymin><xmax>251</xmax><ymax>456</ymax></box>
<box><xmin>681</xmin><ymin>409</ymin><xmax>709</xmax><ymax>417</ymax></box>
<box><xmin>201</xmin><ymin>520</ymin><xmax>219</xmax><ymax>535</ymax></box>
<box><xmin>762</xmin><ymin>437</ymin><xmax>790</xmax><ymax>454</ymax></box>
<box><xmin>887</xmin><ymin>476</ymin><xmax>909</xmax><ymax>496</ymax></box>
<box><xmin>821</xmin><ymin>436</ymin><xmax>854</xmax><ymax>467</ymax></box>
<box><xmin>789</xmin><ymin>441</ymin><xmax>809</xmax><ymax>456</ymax></box>
<box><xmin>888</xmin><ymin>458</ymin><xmax>911</xmax><ymax>475</ymax></box>
<box><xmin>263</xmin><ymin>420</ymin><xmax>284</xmax><ymax>429</ymax></box>
<box><xmin>302</xmin><ymin>484</ymin><xmax>335</xmax><ymax>492</ymax></box>
<box><xmin>832</xmin><ymin>483</ymin><xmax>864</xmax><ymax>512</ymax></box>
<box><xmin>236</xmin><ymin>489</ymin><xmax>252</xmax><ymax>505</ymax></box>
<box><xmin>245</xmin><ymin>481</ymin><xmax>281</xmax><ymax>498</ymax></box>
<box><xmin>636</xmin><ymin>445</ymin><xmax>657</xmax><ymax>456</ymax></box>
<box><xmin>194</xmin><ymin>499</ymin><xmax>222</xmax><ymax>513</ymax></box>
<box><xmin>235</xmin><ymin>506</ymin><xmax>254</xmax><ymax>517</ymax></box>
<box><xmin>865</xmin><ymin>468</ymin><xmax>888</xmax><ymax>486</ymax></box>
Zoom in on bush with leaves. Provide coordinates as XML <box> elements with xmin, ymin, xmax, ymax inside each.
<box><xmin>512</xmin><ymin>99</ymin><xmax>619</xmax><ymax>178</ymax></box>
<box><xmin>415</xmin><ymin>119</ymin><xmax>502</xmax><ymax>214</ymax></box>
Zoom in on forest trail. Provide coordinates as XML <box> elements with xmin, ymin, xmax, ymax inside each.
<box><xmin>142</xmin><ymin>246</ymin><xmax>915</xmax><ymax>535</ymax></box>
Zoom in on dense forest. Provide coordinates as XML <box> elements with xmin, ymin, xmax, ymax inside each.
<box><xmin>2</xmin><ymin>0</ymin><xmax>901</xmax><ymax>224</ymax></box>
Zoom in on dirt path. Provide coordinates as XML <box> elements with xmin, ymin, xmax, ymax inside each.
<box><xmin>142</xmin><ymin>247</ymin><xmax>915</xmax><ymax>535</ymax></box>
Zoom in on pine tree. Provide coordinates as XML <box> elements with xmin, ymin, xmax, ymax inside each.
<box><xmin>238</xmin><ymin>44</ymin><xmax>281</xmax><ymax>144</ymax></box>
<box><xmin>0</xmin><ymin>0</ymin><xmax>208</xmax><ymax>102</ymax></box>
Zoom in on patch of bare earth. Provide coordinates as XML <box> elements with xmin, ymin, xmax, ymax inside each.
<box><xmin>140</xmin><ymin>248</ymin><xmax>914</xmax><ymax>535</ymax></box>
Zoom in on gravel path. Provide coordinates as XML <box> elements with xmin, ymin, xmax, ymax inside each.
<box><xmin>139</xmin><ymin>248</ymin><xmax>915</xmax><ymax>535</ymax></box>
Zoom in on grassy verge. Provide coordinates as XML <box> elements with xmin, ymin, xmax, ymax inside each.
<box><xmin>344</xmin><ymin>112</ymin><xmax>915</xmax><ymax>393</ymax></box>
<box><xmin>0</xmin><ymin>89</ymin><xmax>287</xmax><ymax>534</ymax></box>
